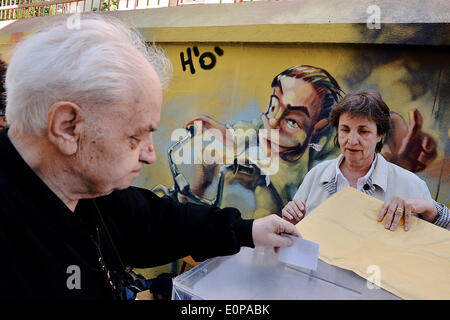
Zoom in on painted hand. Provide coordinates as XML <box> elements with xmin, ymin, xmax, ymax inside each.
<box><xmin>384</xmin><ymin>109</ymin><xmax>437</xmax><ymax>172</ymax></box>
<box><xmin>185</xmin><ymin>115</ymin><xmax>232</xmax><ymax>148</ymax></box>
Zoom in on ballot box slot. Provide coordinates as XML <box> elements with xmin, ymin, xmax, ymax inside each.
<box><xmin>282</xmin><ymin>264</ymin><xmax>362</xmax><ymax>295</ymax></box>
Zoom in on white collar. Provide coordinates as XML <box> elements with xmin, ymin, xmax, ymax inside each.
<box><xmin>335</xmin><ymin>153</ymin><xmax>378</xmax><ymax>185</ymax></box>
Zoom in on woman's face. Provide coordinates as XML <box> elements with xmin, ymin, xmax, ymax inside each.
<box><xmin>337</xmin><ymin>112</ymin><xmax>382</xmax><ymax>165</ymax></box>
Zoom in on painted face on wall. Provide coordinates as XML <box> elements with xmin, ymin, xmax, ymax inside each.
<box><xmin>261</xmin><ymin>77</ymin><xmax>323</xmax><ymax>158</ymax></box>
<box><xmin>74</xmin><ymin>64</ymin><xmax>162</xmax><ymax>196</ymax></box>
<box><xmin>337</xmin><ymin>112</ymin><xmax>382</xmax><ymax>165</ymax></box>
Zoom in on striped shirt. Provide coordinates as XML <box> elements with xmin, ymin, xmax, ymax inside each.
<box><xmin>433</xmin><ymin>200</ymin><xmax>450</xmax><ymax>230</ymax></box>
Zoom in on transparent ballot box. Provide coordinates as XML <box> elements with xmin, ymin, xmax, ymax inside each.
<box><xmin>172</xmin><ymin>247</ymin><xmax>399</xmax><ymax>300</ymax></box>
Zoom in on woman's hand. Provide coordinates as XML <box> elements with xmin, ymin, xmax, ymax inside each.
<box><xmin>281</xmin><ymin>199</ymin><xmax>306</xmax><ymax>225</ymax></box>
<box><xmin>377</xmin><ymin>196</ymin><xmax>438</xmax><ymax>231</ymax></box>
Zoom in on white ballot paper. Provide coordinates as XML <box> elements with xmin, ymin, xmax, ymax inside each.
<box><xmin>278</xmin><ymin>235</ymin><xmax>319</xmax><ymax>271</ymax></box>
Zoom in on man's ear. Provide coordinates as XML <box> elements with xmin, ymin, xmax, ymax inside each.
<box><xmin>47</xmin><ymin>101</ymin><xmax>84</xmax><ymax>155</ymax></box>
<box><xmin>312</xmin><ymin>119</ymin><xmax>329</xmax><ymax>135</ymax></box>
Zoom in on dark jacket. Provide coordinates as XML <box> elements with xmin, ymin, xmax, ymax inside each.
<box><xmin>0</xmin><ymin>129</ymin><xmax>254</xmax><ymax>300</ymax></box>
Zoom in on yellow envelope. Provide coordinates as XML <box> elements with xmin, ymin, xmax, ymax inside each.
<box><xmin>296</xmin><ymin>187</ymin><xmax>450</xmax><ymax>300</ymax></box>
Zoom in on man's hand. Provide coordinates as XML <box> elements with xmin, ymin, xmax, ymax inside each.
<box><xmin>281</xmin><ymin>200</ymin><xmax>306</xmax><ymax>225</ymax></box>
<box><xmin>377</xmin><ymin>196</ymin><xmax>438</xmax><ymax>231</ymax></box>
<box><xmin>252</xmin><ymin>214</ymin><xmax>302</xmax><ymax>253</ymax></box>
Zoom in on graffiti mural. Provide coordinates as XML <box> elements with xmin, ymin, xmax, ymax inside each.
<box><xmin>137</xmin><ymin>43</ymin><xmax>449</xmax><ymax>219</ymax></box>
<box><xmin>0</xmin><ymin>34</ymin><xmax>446</xmax><ymax>219</ymax></box>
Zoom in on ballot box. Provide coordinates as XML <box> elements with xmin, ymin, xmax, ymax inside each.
<box><xmin>172</xmin><ymin>247</ymin><xmax>399</xmax><ymax>300</ymax></box>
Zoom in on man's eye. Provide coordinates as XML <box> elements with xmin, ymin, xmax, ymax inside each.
<box><xmin>130</xmin><ymin>136</ymin><xmax>140</xmax><ymax>143</ymax></box>
<box><xmin>286</xmin><ymin>119</ymin><xmax>299</xmax><ymax>129</ymax></box>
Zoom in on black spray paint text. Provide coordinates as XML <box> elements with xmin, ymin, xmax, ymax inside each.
<box><xmin>180</xmin><ymin>46</ymin><xmax>224</xmax><ymax>74</ymax></box>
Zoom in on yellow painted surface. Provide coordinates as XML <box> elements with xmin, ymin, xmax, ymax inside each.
<box><xmin>143</xmin><ymin>42</ymin><xmax>449</xmax><ymax>207</ymax></box>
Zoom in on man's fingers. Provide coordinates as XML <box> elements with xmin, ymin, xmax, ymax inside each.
<box><xmin>272</xmin><ymin>234</ymin><xmax>295</xmax><ymax>248</ymax></box>
<box><xmin>278</xmin><ymin>218</ymin><xmax>302</xmax><ymax>238</ymax></box>
<box><xmin>253</xmin><ymin>215</ymin><xmax>304</xmax><ymax>249</ymax></box>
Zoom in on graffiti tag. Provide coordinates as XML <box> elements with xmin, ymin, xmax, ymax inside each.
<box><xmin>180</xmin><ymin>46</ymin><xmax>224</xmax><ymax>74</ymax></box>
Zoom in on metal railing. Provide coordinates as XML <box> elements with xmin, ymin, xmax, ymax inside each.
<box><xmin>0</xmin><ymin>0</ymin><xmax>263</xmax><ymax>20</ymax></box>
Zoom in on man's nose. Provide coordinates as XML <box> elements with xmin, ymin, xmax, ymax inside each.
<box><xmin>139</xmin><ymin>144</ymin><xmax>156</xmax><ymax>164</ymax></box>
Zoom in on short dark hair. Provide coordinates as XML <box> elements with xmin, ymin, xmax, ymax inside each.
<box><xmin>329</xmin><ymin>90</ymin><xmax>391</xmax><ymax>153</ymax></box>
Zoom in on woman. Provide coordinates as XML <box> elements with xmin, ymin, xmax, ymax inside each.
<box><xmin>282</xmin><ymin>90</ymin><xmax>449</xmax><ymax>231</ymax></box>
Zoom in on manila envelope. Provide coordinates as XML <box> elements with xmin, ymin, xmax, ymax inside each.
<box><xmin>296</xmin><ymin>187</ymin><xmax>450</xmax><ymax>300</ymax></box>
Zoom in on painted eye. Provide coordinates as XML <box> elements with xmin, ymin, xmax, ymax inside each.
<box><xmin>286</xmin><ymin>119</ymin><xmax>299</xmax><ymax>129</ymax></box>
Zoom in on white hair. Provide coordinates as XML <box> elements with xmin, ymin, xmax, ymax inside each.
<box><xmin>5</xmin><ymin>13</ymin><xmax>172</xmax><ymax>135</ymax></box>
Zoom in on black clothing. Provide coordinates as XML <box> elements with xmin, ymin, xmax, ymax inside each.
<box><xmin>0</xmin><ymin>129</ymin><xmax>254</xmax><ymax>300</ymax></box>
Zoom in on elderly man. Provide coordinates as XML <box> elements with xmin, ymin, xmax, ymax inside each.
<box><xmin>0</xmin><ymin>15</ymin><xmax>300</xmax><ymax>300</ymax></box>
